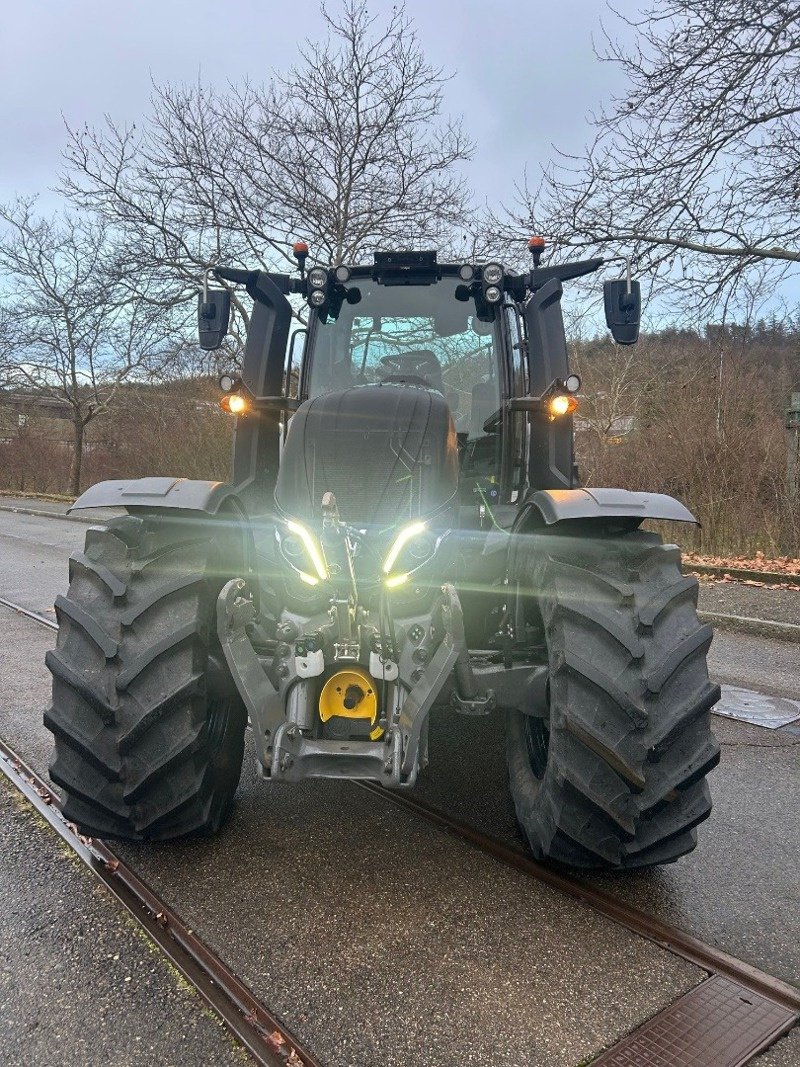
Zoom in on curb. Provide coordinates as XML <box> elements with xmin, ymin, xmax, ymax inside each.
<box><xmin>688</xmin><ymin>563</ymin><xmax>800</xmax><ymax>587</ymax></box>
<box><xmin>699</xmin><ymin>610</ymin><xmax>800</xmax><ymax>644</ymax></box>
<box><xmin>0</xmin><ymin>503</ymin><xmax>112</xmax><ymax>525</ymax></box>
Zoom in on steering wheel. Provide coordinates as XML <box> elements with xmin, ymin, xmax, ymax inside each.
<box><xmin>378</xmin><ymin>351</ymin><xmax>442</xmax><ymax>386</ymax></box>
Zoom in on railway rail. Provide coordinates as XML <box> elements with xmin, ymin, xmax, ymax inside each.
<box><xmin>2</xmin><ymin>593</ymin><xmax>798</xmax><ymax>1066</ymax></box>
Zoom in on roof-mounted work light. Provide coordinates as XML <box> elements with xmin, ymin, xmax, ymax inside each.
<box><xmin>307</xmin><ymin>266</ymin><xmax>329</xmax><ymax>309</ymax></box>
<box><xmin>482</xmin><ymin>262</ymin><xmax>504</xmax><ymax>303</ymax></box>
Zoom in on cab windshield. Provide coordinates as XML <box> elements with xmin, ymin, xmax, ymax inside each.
<box><xmin>305</xmin><ymin>278</ymin><xmax>500</xmax><ymax>440</ymax></box>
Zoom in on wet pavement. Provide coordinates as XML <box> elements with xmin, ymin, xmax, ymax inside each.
<box><xmin>697</xmin><ymin>579</ymin><xmax>800</xmax><ymax>627</ymax></box>
<box><xmin>420</xmin><ymin>705</ymin><xmax>800</xmax><ymax>988</ymax></box>
<box><xmin>0</xmin><ymin>775</ymin><xmax>245</xmax><ymax>1066</ymax></box>
<box><xmin>1</xmin><ymin>608</ymin><xmax>703</xmax><ymax>1066</ymax></box>
<box><xmin>1</xmin><ymin>507</ymin><xmax>798</xmax><ymax>1064</ymax></box>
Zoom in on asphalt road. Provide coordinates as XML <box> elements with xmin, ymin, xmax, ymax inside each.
<box><xmin>1</xmin><ymin>507</ymin><xmax>798</xmax><ymax>1065</ymax></box>
<box><xmin>0</xmin><ymin>775</ymin><xmax>246</xmax><ymax>1067</ymax></box>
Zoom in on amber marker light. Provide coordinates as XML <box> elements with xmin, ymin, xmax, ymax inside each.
<box><xmin>220</xmin><ymin>393</ymin><xmax>249</xmax><ymax>416</ymax></box>
<box><xmin>548</xmin><ymin>394</ymin><xmax>578</xmax><ymax>418</ymax></box>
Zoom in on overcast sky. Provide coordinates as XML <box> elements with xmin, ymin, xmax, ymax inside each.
<box><xmin>0</xmin><ymin>0</ymin><xmax>635</xmax><ymax>214</ymax></box>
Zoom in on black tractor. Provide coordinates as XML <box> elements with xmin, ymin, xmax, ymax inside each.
<box><xmin>45</xmin><ymin>242</ymin><xmax>720</xmax><ymax>869</ymax></box>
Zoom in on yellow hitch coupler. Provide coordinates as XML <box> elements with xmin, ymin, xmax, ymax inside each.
<box><xmin>319</xmin><ymin>667</ymin><xmax>382</xmax><ymax>740</ymax></box>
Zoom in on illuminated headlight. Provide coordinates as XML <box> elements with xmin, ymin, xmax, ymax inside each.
<box><xmin>334</xmin><ymin>265</ymin><xmax>351</xmax><ymax>282</ymax></box>
<box><xmin>382</xmin><ymin>521</ymin><xmax>438</xmax><ymax>587</ymax></box>
<box><xmin>484</xmin><ymin>285</ymin><xmax>502</xmax><ymax>304</ymax></box>
<box><xmin>281</xmin><ymin>519</ymin><xmax>329</xmax><ymax>584</ymax></box>
<box><xmin>307</xmin><ymin>267</ymin><xmax>328</xmax><ymax>289</ymax></box>
<box><xmin>309</xmin><ymin>288</ymin><xmax>327</xmax><ymax>307</ymax></box>
<box><xmin>482</xmin><ymin>262</ymin><xmax>504</xmax><ymax>285</ymax></box>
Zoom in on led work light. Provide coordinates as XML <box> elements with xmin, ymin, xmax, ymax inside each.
<box><xmin>285</xmin><ymin>519</ymin><xmax>329</xmax><ymax>584</ymax></box>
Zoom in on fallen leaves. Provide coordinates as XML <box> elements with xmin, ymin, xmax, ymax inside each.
<box><xmin>688</xmin><ymin>571</ymin><xmax>800</xmax><ymax>590</ymax></box>
<box><xmin>684</xmin><ymin>551</ymin><xmax>800</xmax><ymax>589</ymax></box>
<box><xmin>684</xmin><ymin>551</ymin><xmax>800</xmax><ymax>576</ymax></box>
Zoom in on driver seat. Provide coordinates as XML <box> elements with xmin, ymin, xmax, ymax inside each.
<box><xmin>384</xmin><ymin>349</ymin><xmax>443</xmax><ymax>393</ymax></box>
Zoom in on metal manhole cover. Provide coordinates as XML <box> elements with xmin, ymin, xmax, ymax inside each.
<box><xmin>714</xmin><ymin>685</ymin><xmax>800</xmax><ymax>729</ymax></box>
<box><xmin>592</xmin><ymin>975</ymin><xmax>797</xmax><ymax>1067</ymax></box>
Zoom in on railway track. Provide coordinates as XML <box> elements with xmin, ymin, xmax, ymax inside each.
<box><xmin>2</xmin><ymin>593</ymin><xmax>798</xmax><ymax>1066</ymax></box>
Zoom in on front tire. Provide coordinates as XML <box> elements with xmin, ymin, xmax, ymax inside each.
<box><xmin>507</xmin><ymin>528</ymin><xmax>721</xmax><ymax>869</ymax></box>
<box><xmin>45</xmin><ymin>513</ymin><xmax>247</xmax><ymax>841</ymax></box>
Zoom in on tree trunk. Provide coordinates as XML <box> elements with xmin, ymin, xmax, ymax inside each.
<box><xmin>69</xmin><ymin>418</ymin><xmax>84</xmax><ymax>498</ymax></box>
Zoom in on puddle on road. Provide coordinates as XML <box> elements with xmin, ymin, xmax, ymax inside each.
<box><xmin>713</xmin><ymin>684</ymin><xmax>800</xmax><ymax>729</ymax></box>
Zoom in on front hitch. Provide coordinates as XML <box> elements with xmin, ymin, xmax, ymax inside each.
<box><xmin>216</xmin><ymin>579</ymin><xmax>471</xmax><ymax>786</ymax></box>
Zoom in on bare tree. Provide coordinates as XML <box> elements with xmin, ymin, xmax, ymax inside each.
<box><xmin>0</xmin><ymin>199</ymin><xmax>177</xmax><ymax>494</ymax></box>
<box><xmin>509</xmin><ymin>0</ymin><xmax>800</xmax><ymax>315</ymax></box>
<box><xmin>60</xmin><ymin>0</ymin><xmax>474</xmax><ymax>325</ymax></box>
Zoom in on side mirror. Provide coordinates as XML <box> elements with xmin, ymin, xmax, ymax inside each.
<box><xmin>604</xmin><ymin>279</ymin><xmax>641</xmax><ymax>345</ymax></box>
<box><xmin>197</xmin><ymin>289</ymin><xmax>231</xmax><ymax>351</ymax></box>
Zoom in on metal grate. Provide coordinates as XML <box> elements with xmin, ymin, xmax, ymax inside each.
<box><xmin>593</xmin><ymin>975</ymin><xmax>798</xmax><ymax>1067</ymax></box>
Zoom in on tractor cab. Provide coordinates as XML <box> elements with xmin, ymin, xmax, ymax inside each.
<box><xmin>206</xmin><ymin>248</ymin><xmax>616</xmax><ymax>534</ymax></box>
<box><xmin>299</xmin><ymin>261</ymin><xmax>510</xmax><ymax>527</ymax></box>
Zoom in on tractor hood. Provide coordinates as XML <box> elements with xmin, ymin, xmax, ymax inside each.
<box><xmin>275</xmin><ymin>384</ymin><xmax>458</xmax><ymax>528</ymax></box>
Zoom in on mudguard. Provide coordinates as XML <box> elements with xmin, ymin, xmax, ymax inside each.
<box><xmin>69</xmin><ymin>477</ymin><xmax>244</xmax><ymax>515</ymax></box>
<box><xmin>523</xmin><ymin>487</ymin><xmax>697</xmax><ymax>526</ymax></box>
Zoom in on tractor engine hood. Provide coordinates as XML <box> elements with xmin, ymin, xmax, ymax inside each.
<box><xmin>275</xmin><ymin>384</ymin><xmax>459</xmax><ymax>527</ymax></box>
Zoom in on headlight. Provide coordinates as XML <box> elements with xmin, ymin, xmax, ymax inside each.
<box><xmin>383</xmin><ymin>521</ymin><xmax>427</xmax><ymax>575</ymax></box>
<box><xmin>382</xmin><ymin>521</ymin><xmax>439</xmax><ymax>587</ymax></box>
<box><xmin>282</xmin><ymin>519</ymin><xmax>329</xmax><ymax>584</ymax></box>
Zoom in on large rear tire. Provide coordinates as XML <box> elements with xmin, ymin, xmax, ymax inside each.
<box><xmin>507</xmin><ymin>528</ymin><xmax>721</xmax><ymax>869</ymax></box>
<box><xmin>45</xmin><ymin>513</ymin><xmax>247</xmax><ymax>841</ymax></box>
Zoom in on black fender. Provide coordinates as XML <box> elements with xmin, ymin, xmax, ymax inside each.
<box><xmin>506</xmin><ymin>488</ymin><xmax>696</xmax><ymax>639</ymax></box>
<box><xmin>69</xmin><ymin>477</ymin><xmax>258</xmax><ymax>610</ymax></box>
<box><xmin>70</xmin><ymin>477</ymin><xmax>244</xmax><ymax>516</ymax></box>
<box><xmin>519</xmin><ymin>487</ymin><xmax>697</xmax><ymax>528</ymax></box>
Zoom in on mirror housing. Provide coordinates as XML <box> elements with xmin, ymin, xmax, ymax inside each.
<box><xmin>198</xmin><ymin>289</ymin><xmax>231</xmax><ymax>350</ymax></box>
<box><xmin>604</xmin><ymin>279</ymin><xmax>641</xmax><ymax>345</ymax></box>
